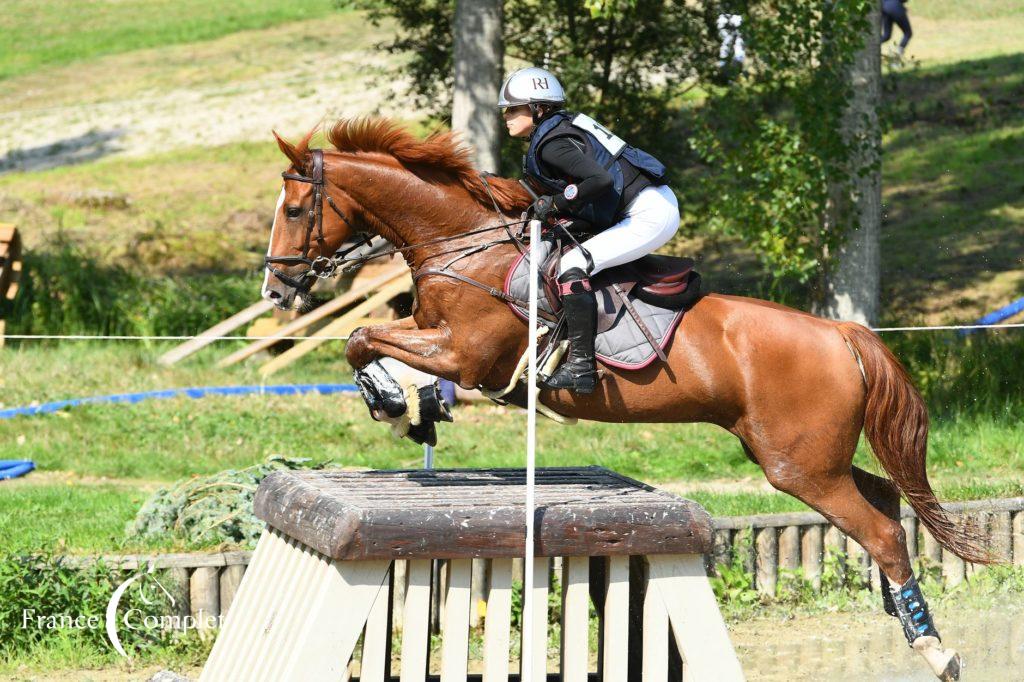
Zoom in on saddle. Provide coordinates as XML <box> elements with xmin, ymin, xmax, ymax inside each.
<box><xmin>504</xmin><ymin>242</ymin><xmax>703</xmax><ymax>370</ymax></box>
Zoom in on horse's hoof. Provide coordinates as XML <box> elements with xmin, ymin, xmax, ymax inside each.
<box><xmin>912</xmin><ymin>636</ymin><xmax>962</xmax><ymax>681</ymax></box>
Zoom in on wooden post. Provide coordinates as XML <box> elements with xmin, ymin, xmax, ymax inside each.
<box><xmin>778</xmin><ymin>526</ymin><xmax>801</xmax><ymax>573</ymax></box>
<box><xmin>1013</xmin><ymin>512</ymin><xmax>1024</xmax><ymax>566</ymax></box>
<box><xmin>191</xmin><ymin>567</ymin><xmax>221</xmax><ymax>634</ymax></box>
<box><xmin>754</xmin><ymin>527</ymin><xmax>778</xmax><ymax>596</ymax></box>
<box><xmin>219</xmin><ymin>564</ymin><xmax>246</xmax><ymax>618</ymax></box>
<box><xmin>801</xmin><ymin>525</ymin><xmax>824</xmax><ymax>591</ymax></box>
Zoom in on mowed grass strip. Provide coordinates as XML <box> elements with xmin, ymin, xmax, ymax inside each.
<box><xmin>0</xmin><ymin>0</ymin><xmax>343</xmax><ymax>81</ymax></box>
<box><xmin>0</xmin><ymin>483</ymin><xmax>154</xmax><ymax>554</ymax></box>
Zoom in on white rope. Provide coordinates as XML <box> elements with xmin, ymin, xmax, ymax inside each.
<box><xmin>872</xmin><ymin>322</ymin><xmax>1024</xmax><ymax>332</ymax></box>
<box><xmin>3</xmin><ymin>322</ymin><xmax>1023</xmax><ymax>343</ymax></box>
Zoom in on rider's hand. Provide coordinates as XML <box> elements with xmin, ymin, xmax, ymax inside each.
<box><xmin>531</xmin><ymin>195</ymin><xmax>558</xmax><ymax>223</ymax></box>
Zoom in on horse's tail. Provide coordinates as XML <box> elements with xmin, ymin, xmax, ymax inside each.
<box><xmin>838</xmin><ymin>322</ymin><xmax>992</xmax><ymax>564</ymax></box>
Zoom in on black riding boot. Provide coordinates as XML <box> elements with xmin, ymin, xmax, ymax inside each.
<box><xmin>544</xmin><ymin>268</ymin><xmax>597</xmax><ymax>394</ymax></box>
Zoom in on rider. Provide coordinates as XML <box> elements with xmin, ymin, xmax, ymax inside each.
<box><xmin>498</xmin><ymin>67</ymin><xmax>680</xmax><ymax>394</ymax></box>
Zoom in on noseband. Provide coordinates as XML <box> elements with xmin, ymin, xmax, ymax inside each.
<box><xmin>264</xmin><ymin>149</ymin><xmax>362</xmax><ymax>293</ymax></box>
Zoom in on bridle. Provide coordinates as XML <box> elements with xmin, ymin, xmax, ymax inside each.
<box><xmin>263</xmin><ymin>148</ymin><xmax>555</xmax><ymax>311</ymax></box>
<box><xmin>264</xmin><ymin>149</ymin><xmax>363</xmax><ymax>293</ymax></box>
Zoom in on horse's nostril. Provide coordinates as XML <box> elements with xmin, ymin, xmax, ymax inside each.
<box><xmin>268</xmin><ymin>290</ymin><xmax>281</xmax><ymax>300</ymax></box>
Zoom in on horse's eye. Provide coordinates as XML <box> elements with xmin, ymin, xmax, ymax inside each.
<box><xmin>286</xmin><ymin>206</ymin><xmax>302</xmax><ymax>219</ymax></box>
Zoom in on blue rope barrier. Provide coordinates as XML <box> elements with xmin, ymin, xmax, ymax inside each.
<box><xmin>0</xmin><ymin>384</ymin><xmax>358</xmax><ymax>420</ymax></box>
<box><xmin>0</xmin><ymin>460</ymin><xmax>35</xmax><ymax>480</ymax></box>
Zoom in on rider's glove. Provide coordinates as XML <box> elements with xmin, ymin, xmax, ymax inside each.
<box><xmin>531</xmin><ymin>195</ymin><xmax>559</xmax><ymax>223</ymax></box>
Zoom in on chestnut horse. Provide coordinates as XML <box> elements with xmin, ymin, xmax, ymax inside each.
<box><xmin>263</xmin><ymin>119</ymin><xmax>985</xmax><ymax>678</ymax></box>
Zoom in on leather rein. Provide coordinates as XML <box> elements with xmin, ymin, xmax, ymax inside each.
<box><xmin>263</xmin><ymin>148</ymin><xmax>540</xmax><ymax>311</ymax></box>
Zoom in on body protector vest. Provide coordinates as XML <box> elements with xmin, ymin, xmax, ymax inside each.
<box><xmin>523</xmin><ymin>111</ymin><xmax>667</xmax><ymax>229</ymax></box>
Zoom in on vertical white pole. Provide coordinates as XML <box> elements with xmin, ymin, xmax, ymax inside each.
<box><xmin>522</xmin><ymin>219</ymin><xmax>541</xmax><ymax>682</ymax></box>
<box><xmin>424</xmin><ymin>443</ymin><xmax>435</xmax><ymax>469</ymax></box>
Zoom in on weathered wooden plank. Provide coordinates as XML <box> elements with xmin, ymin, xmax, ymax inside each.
<box><xmin>921</xmin><ymin>527</ymin><xmax>942</xmax><ymax>566</ymax></box>
<box><xmin>991</xmin><ymin>512</ymin><xmax>1012</xmax><ymax>563</ymax></box>
<box><xmin>901</xmin><ymin>516</ymin><xmax>918</xmax><ymax>563</ymax></box>
<box><xmin>800</xmin><ymin>525</ymin><xmax>823</xmax><ymax>591</ymax></box>
<box><xmin>754</xmin><ymin>527</ymin><xmax>778</xmax><ymax>596</ymax></box>
<box><xmin>254</xmin><ymin>468</ymin><xmax>714</xmax><ymax>561</ymax></box>
<box><xmin>61</xmin><ymin>550</ymin><xmax>253</xmax><ymax>570</ymax></box>
<box><xmin>190</xmin><ymin>567</ymin><xmax>220</xmax><ymax>633</ymax></box>
<box><xmin>219</xmin><ymin>564</ymin><xmax>246</xmax><ymax>617</ymax></box>
<box><xmin>1013</xmin><ymin>512</ymin><xmax>1024</xmax><ymax>566</ymax></box>
<box><xmin>778</xmin><ymin>526</ymin><xmax>801</xmax><ymax>572</ymax></box>
<box><xmin>157</xmin><ymin>299</ymin><xmax>275</xmax><ymax>366</ymax></box>
<box><xmin>713</xmin><ymin>497</ymin><xmax>1024</xmax><ymax>530</ymax></box>
<box><xmin>217</xmin><ymin>266</ymin><xmax>407</xmax><ymax>368</ymax></box>
<box><xmin>259</xmin><ymin>276</ymin><xmax>412</xmax><ymax>377</ymax></box>
<box><xmin>942</xmin><ymin>547</ymin><xmax>965</xmax><ymax>587</ymax></box>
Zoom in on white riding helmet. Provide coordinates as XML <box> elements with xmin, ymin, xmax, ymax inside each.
<box><xmin>497</xmin><ymin>67</ymin><xmax>566</xmax><ymax>108</ymax></box>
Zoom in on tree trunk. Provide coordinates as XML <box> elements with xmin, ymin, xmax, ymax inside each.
<box><xmin>451</xmin><ymin>0</ymin><xmax>504</xmax><ymax>173</ymax></box>
<box><xmin>820</xmin><ymin>6</ymin><xmax>882</xmax><ymax>326</ymax></box>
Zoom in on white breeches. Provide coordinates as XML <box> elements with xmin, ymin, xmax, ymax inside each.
<box><xmin>558</xmin><ymin>184</ymin><xmax>680</xmax><ymax>277</ymax></box>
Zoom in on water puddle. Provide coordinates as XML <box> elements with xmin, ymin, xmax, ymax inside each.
<box><xmin>731</xmin><ymin>607</ymin><xmax>1024</xmax><ymax>680</ymax></box>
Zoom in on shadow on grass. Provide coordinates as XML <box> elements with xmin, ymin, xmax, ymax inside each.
<box><xmin>880</xmin><ymin>52</ymin><xmax>1024</xmax><ymax>322</ymax></box>
<box><xmin>0</xmin><ymin>128</ymin><xmax>126</xmax><ymax>175</ymax></box>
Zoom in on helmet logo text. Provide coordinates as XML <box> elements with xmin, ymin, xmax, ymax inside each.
<box><xmin>532</xmin><ymin>77</ymin><xmax>549</xmax><ymax>90</ymax></box>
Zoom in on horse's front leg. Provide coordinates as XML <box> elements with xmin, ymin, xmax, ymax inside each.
<box><xmin>346</xmin><ymin>324</ymin><xmax>489</xmax><ymax>387</ymax></box>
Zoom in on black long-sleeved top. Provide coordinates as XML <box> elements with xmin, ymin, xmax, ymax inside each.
<box><xmin>538</xmin><ymin>136</ymin><xmax>651</xmax><ymax>218</ymax></box>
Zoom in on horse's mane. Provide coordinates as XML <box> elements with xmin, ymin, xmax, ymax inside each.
<box><xmin>275</xmin><ymin>119</ymin><xmax>531</xmax><ymax>215</ymax></box>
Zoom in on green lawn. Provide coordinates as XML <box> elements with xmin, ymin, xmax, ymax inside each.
<box><xmin>0</xmin><ymin>0</ymin><xmax>343</xmax><ymax>81</ymax></box>
<box><xmin>1</xmin><ymin>341</ymin><xmax>1022</xmax><ymax>553</ymax></box>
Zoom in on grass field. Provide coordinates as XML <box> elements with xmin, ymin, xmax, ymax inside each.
<box><xmin>0</xmin><ymin>0</ymin><xmax>341</xmax><ymax>81</ymax></box>
<box><xmin>2</xmin><ymin>338</ymin><xmax>1023</xmax><ymax>554</ymax></box>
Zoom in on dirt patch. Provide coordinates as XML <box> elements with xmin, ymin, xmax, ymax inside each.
<box><xmin>0</xmin><ymin>665</ymin><xmax>200</xmax><ymax>681</ymax></box>
<box><xmin>0</xmin><ymin>16</ymin><xmax>406</xmax><ymax>173</ymax></box>
<box><xmin>731</xmin><ymin>605</ymin><xmax>1024</xmax><ymax>680</ymax></box>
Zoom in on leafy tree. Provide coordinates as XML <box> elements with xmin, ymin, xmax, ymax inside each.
<box><xmin>346</xmin><ymin>0</ymin><xmax>876</xmax><ymax>295</ymax></box>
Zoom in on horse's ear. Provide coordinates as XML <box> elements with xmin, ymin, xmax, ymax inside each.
<box><xmin>274</xmin><ymin>130</ymin><xmax>305</xmax><ymax>168</ymax></box>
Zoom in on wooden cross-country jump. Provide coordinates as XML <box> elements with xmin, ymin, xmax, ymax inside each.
<box><xmin>199</xmin><ymin>467</ymin><xmax>744</xmax><ymax>681</ymax></box>
<box><xmin>0</xmin><ymin>223</ymin><xmax>23</xmax><ymax>346</ymax></box>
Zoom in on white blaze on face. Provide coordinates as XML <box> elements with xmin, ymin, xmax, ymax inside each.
<box><xmin>261</xmin><ymin>187</ymin><xmax>287</xmax><ymax>301</ymax></box>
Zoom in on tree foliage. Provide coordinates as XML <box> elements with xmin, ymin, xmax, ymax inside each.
<box><xmin>350</xmin><ymin>0</ymin><xmax>875</xmax><ymax>285</ymax></box>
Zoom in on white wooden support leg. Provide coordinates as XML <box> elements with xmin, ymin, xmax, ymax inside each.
<box><xmin>361</xmin><ymin>565</ymin><xmax>392</xmax><ymax>682</ymax></box>
<box><xmin>647</xmin><ymin>554</ymin><xmax>744</xmax><ymax>682</ymax></box>
<box><xmin>199</xmin><ymin>528</ymin><xmax>390</xmax><ymax>682</ymax></box>
<box><xmin>560</xmin><ymin>555</ymin><xmax>590</xmax><ymax>682</ymax></box>
<box><xmin>483</xmin><ymin>558</ymin><xmax>514</xmax><ymax>682</ymax></box>
<box><xmin>401</xmin><ymin>559</ymin><xmax>433</xmax><ymax>682</ymax></box>
<box><xmin>441</xmin><ymin>558</ymin><xmax>472</xmax><ymax>682</ymax></box>
<box><xmin>521</xmin><ymin>556</ymin><xmax>550</xmax><ymax>682</ymax></box>
<box><xmin>641</xmin><ymin>559</ymin><xmax>669</xmax><ymax>682</ymax></box>
<box><xmin>603</xmin><ymin>556</ymin><xmax>630</xmax><ymax>682</ymax></box>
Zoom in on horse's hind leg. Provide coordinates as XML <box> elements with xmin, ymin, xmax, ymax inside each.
<box><xmin>851</xmin><ymin>466</ymin><xmax>903</xmax><ymax>614</ymax></box>
<box><xmin>744</xmin><ymin>431</ymin><xmax>961</xmax><ymax>680</ymax></box>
